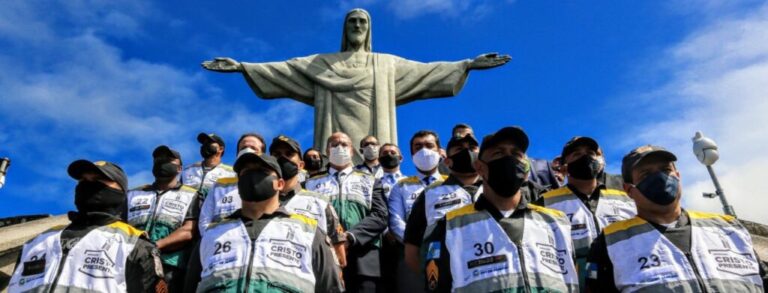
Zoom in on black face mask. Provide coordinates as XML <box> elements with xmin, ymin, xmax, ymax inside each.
<box><xmin>449</xmin><ymin>149</ymin><xmax>477</xmax><ymax>174</ymax></box>
<box><xmin>75</xmin><ymin>180</ymin><xmax>126</xmax><ymax>214</ymax></box>
<box><xmin>567</xmin><ymin>155</ymin><xmax>602</xmax><ymax>180</ymax></box>
<box><xmin>200</xmin><ymin>144</ymin><xmax>218</xmax><ymax>158</ymax></box>
<box><xmin>277</xmin><ymin>157</ymin><xmax>300</xmax><ymax>179</ymax></box>
<box><xmin>238</xmin><ymin>170</ymin><xmax>278</xmax><ymax>202</ymax></box>
<box><xmin>484</xmin><ymin>156</ymin><xmax>527</xmax><ymax>198</ymax></box>
<box><xmin>635</xmin><ymin>171</ymin><xmax>680</xmax><ymax>206</ymax></box>
<box><xmin>379</xmin><ymin>154</ymin><xmax>400</xmax><ymax>169</ymax></box>
<box><xmin>152</xmin><ymin>160</ymin><xmax>179</xmax><ymax>179</ymax></box>
<box><xmin>304</xmin><ymin>158</ymin><xmax>323</xmax><ymax>172</ymax></box>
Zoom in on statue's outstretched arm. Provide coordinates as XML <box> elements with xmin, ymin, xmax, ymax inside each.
<box><xmin>468</xmin><ymin>52</ymin><xmax>511</xmax><ymax>70</ymax></box>
<box><xmin>201</xmin><ymin>57</ymin><xmax>243</xmax><ymax>72</ymax></box>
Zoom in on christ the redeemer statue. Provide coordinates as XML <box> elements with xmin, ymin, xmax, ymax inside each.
<box><xmin>202</xmin><ymin>8</ymin><xmax>510</xmax><ymax>159</ymax></box>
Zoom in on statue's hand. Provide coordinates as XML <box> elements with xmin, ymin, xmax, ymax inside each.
<box><xmin>201</xmin><ymin>57</ymin><xmax>242</xmax><ymax>72</ymax></box>
<box><xmin>469</xmin><ymin>53</ymin><xmax>511</xmax><ymax>70</ymax></box>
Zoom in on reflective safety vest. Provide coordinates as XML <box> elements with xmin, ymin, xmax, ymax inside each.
<box><xmin>8</xmin><ymin>222</ymin><xmax>143</xmax><ymax>293</ymax></box>
<box><xmin>541</xmin><ymin>187</ymin><xmax>636</xmax><ymax>257</ymax></box>
<box><xmin>605</xmin><ymin>211</ymin><xmax>763</xmax><ymax>292</ymax></box>
<box><xmin>197</xmin><ymin>215</ymin><xmax>318</xmax><ymax>293</ymax></box>
<box><xmin>305</xmin><ymin>170</ymin><xmax>374</xmax><ymax>231</ymax></box>
<box><xmin>282</xmin><ymin>189</ymin><xmax>331</xmax><ymax>235</ymax></box>
<box><xmin>127</xmin><ymin>184</ymin><xmax>197</xmax><ymax>267</ymax></box>
<box><xmin>422</xmin><ymin>182</ymin><xmax>481</xmax><ymax>239</ymax></box>
<box><xmin>181</xmin><ymin>162</ymin><xmax>235</xmax><ymax>201</ymax></box>
<box><xmin>199</xmin><ymin>177</ymin><xmax>241</xmax><ymax>234</ymax></box>
<box><xmin>388</xmin><ymin>175</ymin><xmax>446</xmax><ymax>241</ymax></box>
<box><xmin>443</xmin><ymin>204</ymin><xmax>579</xmax><ymax>292</ymax></box>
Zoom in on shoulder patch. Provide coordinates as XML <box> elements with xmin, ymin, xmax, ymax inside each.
<box><xmin>602</xmin><ymin>189</ymin><xmax>629</xmax><ymax>196</ymax></box>
<box><xmin>290</xmin><ymin>214</ymin><xmax>318</xmax><ymax>228</ymax></box>
<box><xmin>687</xmin><ymin>210</ymin><xmax>735</xmax><ymax>222</ymax></box>
<box><xmin>107</xmin><ymin>221</ymin><xmax>145</xmax><ymax>237</ymax></box>
<box><xmin>179</xmin><ymin>185</ymin><xmax>198</xmax><ymax>193</ymax></box>
<box><xmin>528</xmin><ymin>204</ymin><xmax>566</xmax><ymax>218</ymax></box>
<box><xmin>218</xmin><ymin>164</ymin><xmax>234</xmax><ymax>171</ymax></box>
<box><xmin>440</xmin><ymin>174</ymin><xmax>449</xmax><ymax>181</ymax></box>
<box><xmin>542</xmin><ymin>187</ymin><xmax>573</xmax><ymax>199</ymax></box>
<box><xmin>446</xmin><ymin>204</ymin><xmax>477</xmax><ymax>221</ymax></box>
<box><xmin>604</xmin><ymin>217</ymin><xmax>647</xmax><ymax>235</ymax></box>
<box><xmin>400</xmin><ymin>176</ymin><xmax>421</xmax><ymax>184</ymax></box>
<box><xmin>216</xmin><ymin>177</ymin><xmax>238</xmax><ymax>185</ymax></box>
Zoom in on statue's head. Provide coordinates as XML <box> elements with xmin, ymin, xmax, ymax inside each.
<box><xmin>341</xmin><ymin>8</ymin><xmax>372</xmax><ymax>52</ymax></box>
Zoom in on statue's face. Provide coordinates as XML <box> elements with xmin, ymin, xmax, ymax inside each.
<box><xmin>345</xmin><ymin>11</ymin><xmax>369</xmax><ymax>47</ymax></box>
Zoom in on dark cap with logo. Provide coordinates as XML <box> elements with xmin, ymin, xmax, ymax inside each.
<box><xmin>68</xmin><ymin>160</ymin><xmax>128</xmax><ymax>192</ymax></box>
<box><xmin>234</xmin><ymin>148</ymin><xmax>282</xmax><ymax>178</ymax></box>
<box><xmin>561</xmin><ymin>136</ymin><xmax>600</xmax><ymax>160</ymax></box>
<box><xmin>447</xmin><ymin>133</ymin><xmax>479</xmax><ymax>151</ymax></box>
<box><xmin>197</xmin><ymin>132</ymin><xmax>225</xmax><ymax>147</ymax></box>
<box><xmin>152</xmin><ymin>145</ymin><xmax>182</xmax><ymax>164</ymax></box>
<box><xmin>479</xmin><ymin>126</ymin><xmax>529</xmax><ymax>157</ymax></box>
<box><xmin>621</xmin><ymin>145</ymin><xmax>678</xmax><ymax>183</ymax></box>
<box><xmin>269</xmin><ymin>135</ymin><xmax>301</xmax><ymax>155</ymax></box>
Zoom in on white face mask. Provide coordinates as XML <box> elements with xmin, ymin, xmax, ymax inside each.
<box><xmin>362</xmin><ymin>145</ymin><xmax>380</xmax><ymax>161</ymax></box>
<box><xmin>329</xmin><ymin>145</ymin><xmax>352</xmax><ymax>166</ymax></box>
<box><xmin>413</xmin><ymin>148</ymin><xmax>441</xmax><ymax>172</ymax></box>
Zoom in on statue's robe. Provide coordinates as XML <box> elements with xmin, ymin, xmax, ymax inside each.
<box><xmin>241</xmin><ymin>51</ymin><xmax>470</xmax><ymax>159</ymax></box>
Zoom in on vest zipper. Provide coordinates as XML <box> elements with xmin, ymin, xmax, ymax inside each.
<box><xmin>243</xmin><ymin>234</ymin><xmax>258</xmax><ymax>292</ymax></box>
<box><xmin>685</xmin><ymin>252</ymin><xmax>707</xmax><ymax>293</ymax></box>
<box><xmin>48</xmin><ymin>249</ymin><xmax>71</xmax><ymax>293</ymax></box>
<box><xmin>517</xmin><ymin>244</ymin><xmax>531</xmax><ymax>292</ymax></box>
<box><xmin>144</xmin><ymin>191</ymin><xmax>164</xmax><ymax>235</ymax></box>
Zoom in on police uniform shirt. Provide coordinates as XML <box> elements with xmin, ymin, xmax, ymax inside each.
<box><xmin>12</xmin><ymin>211</ymin><xmax>165</xmax><ymax>293</ymax></box>
<box><xmin>183</xmin><ymin>208</ymin><xmax>343</xmax><ymax>293</ymax></box>
<box><xmin>586</xmin><ymin>210</ymin><xmax>768</xmax><ymax>292</ymax></box>
<box><xmin>378</xmin><ymin>170</ymin><xmax>404</xmax><ymax>199</ymax></box>
<box><xmin>403</xmin><ymin>175</ymin><xmax>481</xmax><ymax>247</ymax></box>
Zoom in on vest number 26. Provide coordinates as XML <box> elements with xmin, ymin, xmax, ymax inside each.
<box><xmin>214</xmin><ymin>241</ymin><xmax>232</xmax><ymax>255</ymax></box>
<box><xmin>473</xmin><ymin>242</ymin><xmax>495</xmax><ymax>256</ymax></box>
<box><xmin>637</xmin><ymin>254</ymin><xmax>661</xmax><ymax>270</ymax></box>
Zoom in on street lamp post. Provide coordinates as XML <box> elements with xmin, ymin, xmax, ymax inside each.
<box><xmin>692</xmin><ymin>131</ymin><xmax>736</xmax><ymax>217</ymax></box>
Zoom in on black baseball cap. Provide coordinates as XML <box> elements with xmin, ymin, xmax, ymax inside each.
<box><xmin>234</xmin><ymin>148</ymin><xmax>283</xmax><ymax>178</ymax></box>
<box><xmin>152</xmin><ymin>145</ymin><xmax>182</xmax><ymax>164</ymax></box>
<box><xmin>269</xmin><ymin>135</ymin><xmax>301</xmax><ymax>155</ymax></box>
<box><xmin>197</xmin><ymin>132</ymin><xmax>225</xmax><ymax>147</ymax></box>
<box><xmin>446</xmin><ymin>133</ymin><xmax>479</xmax><ymax>151</ymax></box>
<box><xmin>479</xmin><ymin>126</ymin><xmax>529</xmax><ymax>157</ymax></box>
<box><xmin>621</xmin><ymin>145</ymin><xmax>678</xmax><ymax>183</ymax></box>
<box><xmin>68</xmin><ymin>160</ymin><xmax>128</xmax><ymax>192</ymax></box>
<box><xmin>561</xmin><ymin>136</ymin><xmax>600</xmax><ymax>160</ymax></box>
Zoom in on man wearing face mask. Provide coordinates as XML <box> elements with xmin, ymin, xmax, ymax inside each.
<box><xmin>538</xmin><ymin>137</ymin><xmax>636</xmax><ymax>290</ymax></box>
<box><xmin>181</xmin><ymin>132</ymin><xmax>236</xmax><ymax>207</ymax></box>
<box><xmin>305</xmin><ymin>132</ymin><xmax>387</xmax><ymax>293</ymax></box>
<box><xmin>126</xmin><ymin>145</ymin><xmax>199</xmax><ymax>292</ymax></box>
<box><xmin>9</xmin><ymin>160</ymin><xmax>166</xmax><ymax>293</ymax></box>
<box><xmin>586</xmin><ymin>145</ymin><xmax>767</xmax><ymax>292</ymax></box>
<box><xmin>402</xmin><ymin>134</ymin><xmax>482</xmax><ymax>274</ymax></box>
<box><xmin>184</xmin><ymin>150</ymin><xmax>343</xmax><ymax>292</ymax></box>
<box><xmin>376</xmin><ymin>142</ymin><xmax>405</xmax><ymax>292</ymax></box>
<box><xmin>269</xmin><ymin>135</ymin><xmax>348</xmax><ymax>268</ymax></box>
<box><xmin>385</xmin><ymin>130</ymin><xmax>446</xmax><ymax>291</ymax></box>
<box><xmin>377</xmin><ymin>143</ymin><xmax>405</xmax><ymax>198</ymax></box>
<box><xmin>355</xmin><ymin>135</ymin><xmax>384</xmax><ymax>180</ymax></box>
<box><xmin>422</xmin><ymin>126</ymin><xmax>579</xmax><ymax>292</ymax></box>
<box><xmin>197</xmin><ymin>133</ymin><xmax>267</xmax><ymax>233</ymax></box>
<box><xmin>304</xmin><ymin>148</ymin><xmax>328</xmax><ymax>179</ymax></box>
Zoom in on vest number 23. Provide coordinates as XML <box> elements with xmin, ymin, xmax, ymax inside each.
<box><xmin>637</xmin><ymin>254</ymin><xmax>661</xmax><ymax>270</ymax></box>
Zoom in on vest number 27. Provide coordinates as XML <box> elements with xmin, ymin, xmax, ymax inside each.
<box><xmin>637</xmin><ymin>254</ymin><xmax>661</xmax><ymax>270</ymax></box>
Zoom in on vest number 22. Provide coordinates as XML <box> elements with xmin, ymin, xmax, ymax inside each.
<box><xmin>473</xmin><ymin>242</ymin><xmax>495</xmax><ymax>256</ymax></box>
<box><xmin>637</xmin><ymin>254</ymin><xmax>661</xmax><ymax>270</ymax></box>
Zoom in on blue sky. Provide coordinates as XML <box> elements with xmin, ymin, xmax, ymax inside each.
<box><xmin>1</xmin><ymin>0</ymin><xmax>767</xmax><ymax>224</ymax></box>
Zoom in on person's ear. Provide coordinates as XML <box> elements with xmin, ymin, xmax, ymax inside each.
<box><xmin>623</xmin><ymin>183</ymin><xmax>633</xmax><ymax>194</ymax></box>
<box><xmin>298</xmin><ymin>159</ymin><xmax>305</xmax><ymax>170</ymax></box>
<box><xmin>443</xmin><ymin>157</ymin><xmax>453</xmax><ymax>169</ymax></box>
<box><xmin>474</xmin><ymin>160</ymin><xmax>486</xmax><ymax>177</ymax></box>
<box><xmin>276</xmin><ymin>178</ymin><xmax>285</xmax><ymax>191</ymax></box>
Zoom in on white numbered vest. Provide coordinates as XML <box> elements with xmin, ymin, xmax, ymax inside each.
<box><xmin>442</xmin><ymin>204</ymin><xmax>579</xmax><ymax>293</ymax></box>
<box><xmin>197</xmin><ymin>215</ymin><xmax>318</xmax><ymax>293</ymax></box>
<box><xmin>395</xmin><ymin>176</ymin><xmax>445</xmax><ymax>222</ymax></box>
<box><xmin>541</xmin><ymin>187</ymin><xmax>636</xmax><ymax>257</ymax></box>
<box><xmin>422</xmin><ymin>182</ymin><xmax>481</xmax><ymax>238</ymax></box>
<box><xmin>199</xmin><ymin>177</ymin><xmax>241</xmax><ymax>234</ymax></box>
<box><xmin>181</xmin><ymin>162</ymin><xmax>236</xmax><ymax>199</ymax></box>
<box><xmin>605</xmin><ymin>211</ymin><xmax>763</xmax><ymax>292</ymax></box>
<box><xmin>305</xmin><ymin>170</ymin><xmax>375</xmax><ymax>229</ymax></box>
<box><xmin>283</xmin><ymin>190</ymin><xmax>331</xmax><ymax>234</ymax></box>
<box><xmin>8</xmin><ymin>222</ymin><xmax>143</xmax><ymax>293</ymax></box>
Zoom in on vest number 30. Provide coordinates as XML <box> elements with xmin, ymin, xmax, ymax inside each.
<box><xmin>637</xmin><ymin>254</ymin><xmax>661</xmax><ymax>270</ymax></box>
<box><xmin>473</xmin><ymin>242</ymin><xmax>495</xmax><ymax>256</ymax></box>
<box><xmin>214</xmin><ymin>241</ymin><xmax>232</xmax><ymax>255</ymax></box>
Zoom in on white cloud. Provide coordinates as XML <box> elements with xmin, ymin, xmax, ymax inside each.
<box><xmin>0</xmin><ymin>0</ymin><xmax>310</xmax><ymax>208</ymax></box>
<box><xmin>619</xmin><ymin>3</ymin><xmax>768</xmax><ymax>224</ymax></box>
<box><xmin>328</xmin><ymin>0</ymin><xmax>512</xmax><ymax>20</ymax></box>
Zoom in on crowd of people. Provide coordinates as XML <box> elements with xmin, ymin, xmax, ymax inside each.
<box><xmin>7</xmin><ymin>123</ymin><xmax>768</xmax><ymax>292</ymax></box>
